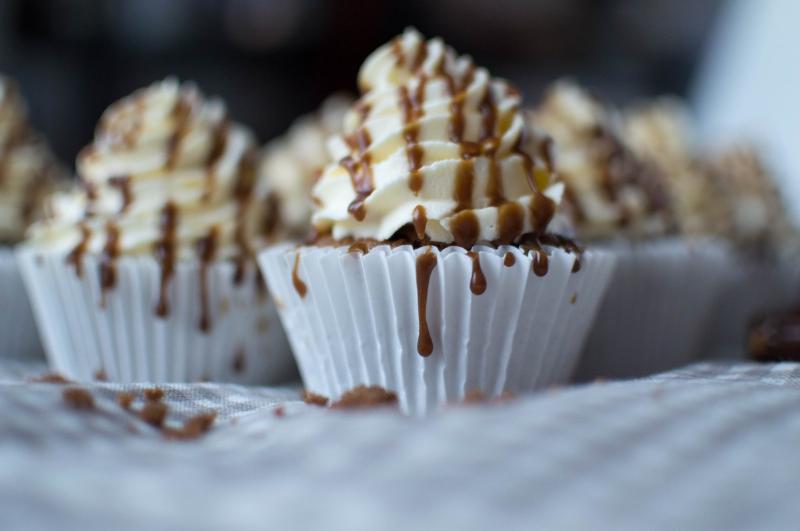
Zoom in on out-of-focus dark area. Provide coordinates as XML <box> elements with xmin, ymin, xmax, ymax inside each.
<box><xmin>0</xmin><ymin>0</ymin><xmax>722</xmax><ymax>166</ymax></box>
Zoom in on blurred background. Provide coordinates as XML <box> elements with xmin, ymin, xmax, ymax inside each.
<box><xmin>0</xmin><ymin>0</ymin><xmax>725</xmax><ymax>165</ymax></box>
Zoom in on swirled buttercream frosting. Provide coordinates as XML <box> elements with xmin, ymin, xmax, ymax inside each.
<box><xmin>531</xmin><ymin>81</ymin><xmax>673</xmax><ymax>240</ymax></box>
<box><xmin>0</xmin><ymin>76</ymin><xmax>61</xmax><ymax>243</ymax></box>
<box><xmin>311</xmin><ymin>28</ymin><xmax>563</xmax><ymax>247</ymax></box>
<box><xmin>260</xmin><ymin>94</ymin><xmax>351</xmax><ymax>238</ymax></box>
<box><xmin>28</xmin><ymin>79</ymin><xmax>271</xmax><ymax>320</ymax></box>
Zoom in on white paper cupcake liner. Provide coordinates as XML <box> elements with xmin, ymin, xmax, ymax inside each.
<box><xmin>574</xmin><ymin>238</ymin><xmax>730</xmax><ymax>381</ymax></box>
<box><xmin>259</xmin><ymin>243</ymin><xmax>615</xmax><ymax>416</ymax></box>
<box><xmin>0</xmin><ymin>247</ymin><xmax>43</xmax><ymax>360</ymax></box>
<box><xmin>17</xmin><ymin>248</ymin><xmax>296</xmax><ymax>384</ymax></box>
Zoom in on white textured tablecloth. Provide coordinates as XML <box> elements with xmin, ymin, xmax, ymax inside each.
<box><xmin>2</xmin><ymin>360</ymin><xmax>800</xmax><ymax>531</ymax></box>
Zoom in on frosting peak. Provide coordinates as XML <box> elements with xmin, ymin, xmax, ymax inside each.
<box><xmin>312</xmin><ymin>29</ymin><xmax>562</xmax><ymax>246</ymax></box>
<box><xmin>0</xmin><ymin>76</ymin><xmax>60</xmax><ymax>242</ymax></box>
<box><xmin>29</xmin><ymin>79</ymin><xmax>271</xmax><ymax>296</ymax></box>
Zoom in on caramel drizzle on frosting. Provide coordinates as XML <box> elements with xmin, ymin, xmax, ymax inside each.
<box><xmin>99</xmin><ymin>221</ymin><xmax>120</xmax><ymax>305</ymax></box>
<box><xmin>66</xmin><ymin>223</ymin><xmax>92</xmax><ymax>278</ymax></box>
<box><xmin>196</xmin><ymin>226</ymin><xmax>218</xmax><ymax>332</ymax></box>
<box><xmin>341</xmin><ymin>128</ymin><xmax>373</xmax><ymax>222</ymax></box>
<box><xmin>108</xmin><ymin>175</ymin><xmax>132</xmax><ymax>213</ymax></box>
<box><xmin>154</xmin><ymin>202</ymin><xmax>178</xmax><ymax>317</ymax></box>
<box><xmin>232</xmin><ymin>148</ymin><xmax>257</xmax><ymax>285</ymax></box>
<box><xmin>204</xmin><ymin>118</ymin><xmax>230</xmax><ymax>200</ymax></box>
<box><xmin>166</xmin><ymin>93</ymin><xmax>193</xmax><ymax>170</ymax></box>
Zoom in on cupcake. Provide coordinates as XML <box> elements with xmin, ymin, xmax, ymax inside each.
<box><xmin>259</xmin><ymin>94</ymin><xmax>351</xmax><ymax>239</ymax></box>
<box><xmin>18</xmin><ymin>79</ymin><xmax>295</xmax><ymax>383</ymax></box>
<box><xmin>0</xmin><ymin>76</ymin><xmax>62</xmax><ymax>359</ymax></box>
<box><xmin>699</xmin><ymin>144</ymin><xmax>797</xmax><ymax>359</ymax></box>
<box><xmin>259</xmin><ymin>29</ymin><xmax>615</xmax><ymax>415</ymax></box>
<box><xmin>530</xmin><ymin>82</ymin><xmax>728</xmax><ymax>380</ymax></box>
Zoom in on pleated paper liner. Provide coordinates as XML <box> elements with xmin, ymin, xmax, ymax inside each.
<box><xmin>259</xmin><ymin>243</ymin><xmax>615</xmax><ymax>416</ymax></box>
<box><xmin>17</xmin><ymin>248</ymin><xmax>296</xmax><ymax>384</ymax></box>
<box><xmin>574</xmin><ymin>238</ymin><xmax>730</xmax><ymax>381</ymax></box>
<box><xmin>0</xmin><ymin>247</ymin><xmax>43</xmax><ymax>359</ymax></box>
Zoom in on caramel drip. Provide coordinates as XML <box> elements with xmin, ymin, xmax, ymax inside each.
<box><xmin>391</xmin><ymin>35</ymin><xmax>428</xmax><ymax>72</ymax></box>
<box><xmin>342</xmin><ymin>128</ymin><xmax>374</xmax><ymax>221</ymax></box>
<box><xmin>503</xmin><ymin>251</ymin><xmax>516</xmax><ymax>267</ymax></box>
<box><xmin>204</xmin><ymin>118</ymin><xmax>229</xmax><ymax>200</ymax></box>
<box><xmin>232</xmin><ymin>149</ymin><xmax>257</xmax><ymax>284</ymax></box>
<box><xmin>154</xmin><ymin>202</ymin><xmax>178</xmax><ymax>317</ymax></box>
<box><xmin>529</xmin><ymin>192</ymin><xmax>556</xmax><ymax>235</ymax></box>
<box><xmin>99</xmin><ymin>222</ymin><xmax>120</xmax><ymax>305</ymax></box>
<box><xmin>166</xmin><ymin>94</ymin><xmax>192</xmax><ymax>170</ymax></box>
<box><xmin>196</xmin><ymin>226</ymin><xmax>218</xmax><ymax>333</ymax></box>
<box><xmin>399</xmin><ymin>77</ymin><xmax>427</xmax><ymax>193</ymax></box>
<box><xmin>540</xmin><ymin>234</ymin><xmax>583</xmax><ymax>273</ymax></box>
<box><xmin>66</xmin><ymin>223</ymin><xmax>92</xmax><ymax>277</ymax></box>
<box><xmin>530</xmin><ymin>243</ymin><xmax>549</xmax><ymax>277</ymax></box>
<box><xmin>82</xmin><ymin>180</ymin><xmax>98</xmax><ymax>217</ymax></box>
<box><xmin>478</xmin><ymin>85</ymin><xmax>496</xmax><ymax>142</ymax></box>
<box><xmin>450</xmin><ymin>210</ymin><xmax>479</xmax><ymax>249</ymax></box>
<box><xmin>416</xmin><ymin>250</ymin><xmax>437</xmax><ymax>356</ymax></box>
<box><xmin>466</xmin><ymin>251</ymin><xmax>486</xmax><ymax>295</ymax></box>
<box><xmin>292</xmin><ymin>251</ymin><xmax>307</xmax><ymax>298</ymax></box>
<box><xmin>454</xmin><ymin>159</ymin><xmax>474</xmax><ymax>211</ymax></box>
<box><xmin>355</xmin><ymin>101</ymin><xmax>372</xmax><ymax>125</ymax></box>
<box><xmin>412</xmin><ymin>204</ymin><xmax>427</xmax><ymax>241</ymax></box>
<box><xmin>262</xmin><ymin>192</ymin><xmax>281</xmax><ymax>240</ymax></box>
<box><xmin>485</xmin><ymin>158</ymin><xmax>503</xmax><ymax>206</ymax></box>
<box><xmin>446</xmin><ymin>65</ymin><xmax>475</xmax><ymax>143</ymax></box>
<box><xmin>497</xmin><ymin>202</ymin><xmax>524</xmax><ymax>244</ymax></box>
<box><xmin>108</xmin><ymin>175</ymin><xmax>133</xmax><ymax>213</ymax></box>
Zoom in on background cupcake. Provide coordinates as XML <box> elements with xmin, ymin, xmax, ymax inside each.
<box><xmin>0</xmin><ymin>76</ymin><xmax>63</xmax><ymax>359</ymax></box>
<box><xmin>531</xmin><ymin>81</ymin><xmax>728</xmax><ymax>380</ymax></box>
<box><xmin>259</xmin><ymin>94</ymin><xmax>351</xmax><ymax>240</ymax></box>
<box><xmin>19</xmin><ymin>79</ymin><xmax>295</xmax><ymax>383</ymax></box>
<box><xmin>259</xmin><ymin>29</ymin><xmax>615</xmax><ymax>415</ymax></box>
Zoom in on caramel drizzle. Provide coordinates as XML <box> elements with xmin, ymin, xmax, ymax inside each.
<box><xmin>108</xmin><ymin>175</ymin><xmax>132</xmax><ymax>214</ymax></box>
<box><xmin>232</xmin><ymin>148</ymin><xmax>257</xmax><ymax>284</ymax></box>
<box><xmin>166</xmin><ymin>94</ymin><xmax>193</xmax><ymax>170</ymax></box>
<box><xmin>466</xmin><ymin>251</ymin><xmax>486</xmax><ymax>295</ymax></box>
<box><xmin>99</xmin><ymin>221</ymin><xmax>120</xmax><ymax>305</ymax></box>
<box><xmin>196</xmin><ymin>226</ymin><xmax>218</xmax><ymax>332</ymax></box>
<box><xmin>342</xmin><ymin>128</ymin><xmax>373</xmax><ymax>222</ymax></box>
<box><xmin>291</xmin><ymin>251</ymin><xmax>307</xmax><ymax>298</ymax></box>
<box><xmin>203</xmin><ymin>118</ymin><xmax>229</xmax><ymax>200</ymax></box>
<box><xmin>154</xmin><ymin>202</ymin><xmax>178</xmax><ymax>317</ymax></box>
<box><xmin>503</xmin><ymin>251</ymin><xmax>516</xmax><ymax>267</ymax></box>
<box><xmin>66</xmin><ymin>223</ymin><xmax>92</xmax><ymax>278</ymax></box>
<box><xmin>412</xmin><ymin>204</ymin><xmax>427</xmax><ymax>241</ymax></box>
<box><xmin>399</xmin><ymin>77</ymin><xmax>427</xmax><ymax>193</ymax></box>
<box><xmin>497</xmin><ymin>202</ymin><xmax>524</xmax><ymax>245</ymax></box>
<box><xmin>415</xmin><ymin>250</ymin><xmax>437</xmax><ymax>356</ymax></box>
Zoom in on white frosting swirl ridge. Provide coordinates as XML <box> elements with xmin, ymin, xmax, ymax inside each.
<box><xmin>0</xmin><ymin>76</ymin><xmax>60</xmax><ymax>242</ymax></box>
<box><xmin>531</xmin><ymin>81</ymin><xmax>673</xmax><ymax>240</ymax></box>
<box><xmin>28</xmin><ymin>79</ymin><xmax>270</xmax><ymax>319</ymax></box>
<box><xmin>311</xmin><ymin>28</ymin><xmax>563</xmax><ymax>247</ymax></box>
<box><xmin>260</xmin><ymin>94</ymin><xmax>351</xmax><ymax>238</ymax></box>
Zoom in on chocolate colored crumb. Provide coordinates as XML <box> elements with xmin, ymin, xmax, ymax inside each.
<box><xmin>749</xmin><ymin>310</ymin><xmax>800</xmax><ymax>362</ymax></box>
<box><xmin>143</xmin><ymin>388</ymin><xmax>165</xmax><ymax>402</ymax></box>
<box><xmin>116</xmin><ymin>392</ymin><xmax>135</xmax><ymax>410</ymax></box>
<box><xmin>330</xmin><ymin>385</ymin><xmax>398</xmax><ymax>410</ymax></box>
<box><xmin>301</xmin><ymin>390</ymin><xmax>329</xmax><ymax>407</ymax></box>
<box><xmin>30</xmin><ymin>373</ymin><xmax>72</xmax><ymax>384</ymax></box>
<box><xmin>138</xmin><ymin>401</ymin><xmax>168</xmax><ymax>427</ymax></box>
<box><xmin>164</xmin><ymin>412</ymin><xmax>217</xmax><ymax>441</ymax></box>
<box><xmin>62</xmin><ymin>388</ymin><xmax>95</xmax><ymax>410</ymax></box>
<box><xmin>273</xmin><ymin>406</ymin><xmax>285</xmax><ymax>418</ymax></box>
<box><xmin>94</xmin><ymin>369</ymin><xmax>107</xmax><ymax>381</ymax></box>
<box><xmin>458</xmin><ymin>389</ymin><xmax>516</xmax><ymax>406</ymax></box>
